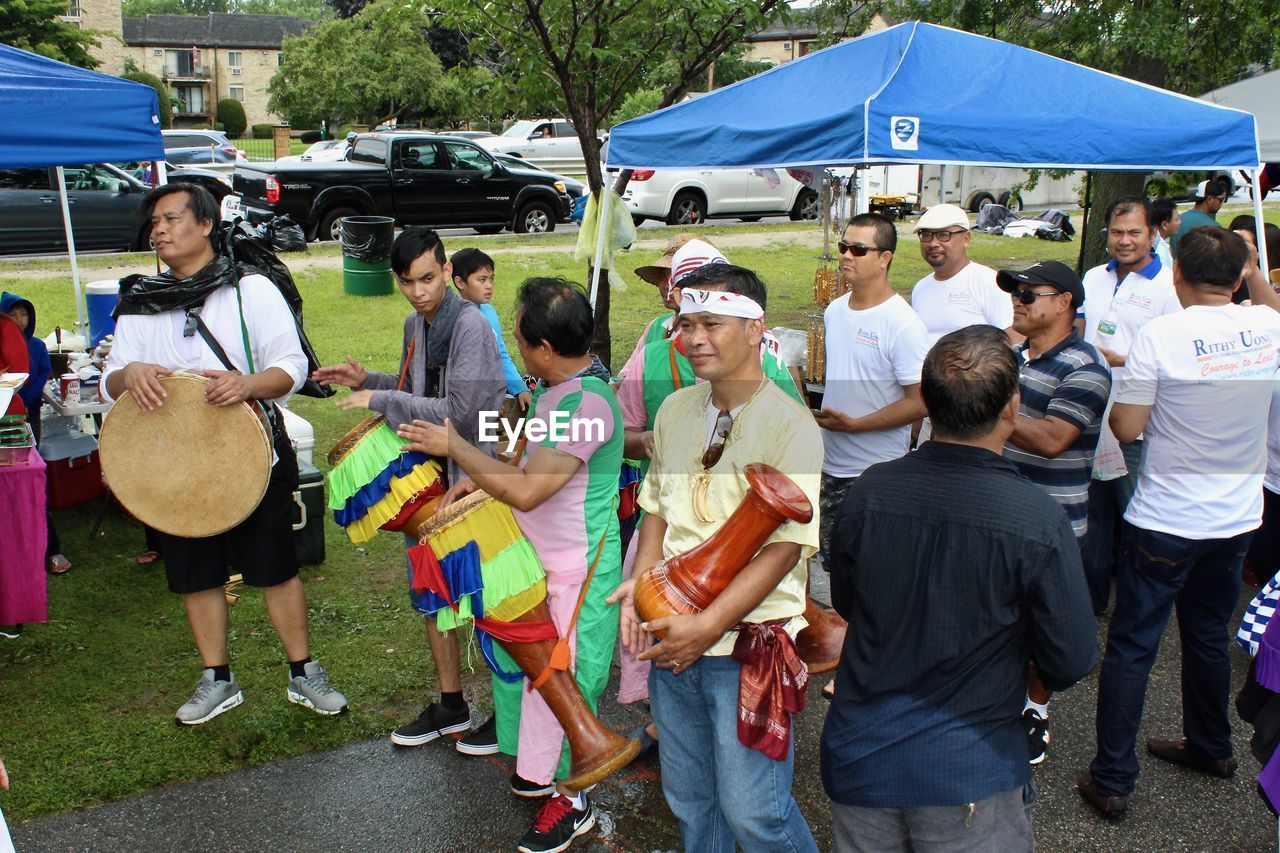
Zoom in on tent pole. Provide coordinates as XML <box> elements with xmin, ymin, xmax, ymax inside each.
<box><xmin>1075</xmin><ymin>172</ymin><xmax>1093</xmax><ymax>276</ymax></box>
<box><xmin>588</xmin><ymin>187</ymin><xmax>608</xmax><ymax>309</ymax></box>
<box><xmin>1253</xmin><ymin>168</ymin><xmax>1270</xmax><ymax>274</ymax></box>
<box><xmin>156</xmin><ymin>160</ymin><xmax>168</xmax><ymax>186</ymax></box>
<box><xmin>55</xmin><ymin>166</ymin><xmax>88</xmax><ymax>336</ymax></box>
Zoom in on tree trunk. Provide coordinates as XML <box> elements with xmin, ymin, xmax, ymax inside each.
<box><xmin>1079</xmin><ymin>171</ymin><xmax>1148</xmax><ymax>271</ymax></box>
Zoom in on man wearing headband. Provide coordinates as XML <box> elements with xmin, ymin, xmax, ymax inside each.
<box><xmin>609</xmin><ymin>281</ymin><xmax>821</xmax><ymax>852</ymax></box>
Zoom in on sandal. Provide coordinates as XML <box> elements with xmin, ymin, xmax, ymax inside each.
<box><xmin>47</xmin><ymin>554</ymin><xmax>72</xmax><ymax>575</ymax></box>
<box><xmin>822</xmin><ymin>679</ymin><xmax>835</xmax><ymax>700</ymax></box>
<box><xmin>135</xmin><ymin>550</ymin><xmax>160</xmax><ymax>566</ymax></box>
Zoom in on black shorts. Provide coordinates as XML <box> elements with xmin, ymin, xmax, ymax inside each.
<box><xmin>156</xmin><ymin>413</ymin><xmax>301</xmax><ymax>595</ymax></box>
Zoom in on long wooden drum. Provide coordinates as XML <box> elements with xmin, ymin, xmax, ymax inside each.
<box><xmin>100</xmin><ymin>373</ymin><xmax>272</xmax><ymax>538</ymax></box>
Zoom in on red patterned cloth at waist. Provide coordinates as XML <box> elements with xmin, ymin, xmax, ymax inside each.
<box><xmin>730</xmin><ymin>619</ymin><xmax>808</xmax><ymax>761</ymax></box>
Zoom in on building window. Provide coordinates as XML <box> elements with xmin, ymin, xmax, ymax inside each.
<box><xmin>227</xmin><ymin>51</ymin><xmax>242</xmax><ymax>68</ymax></box>
<box><xmin>277</xmin><ymin>52</ymin><xmax>283</xmax><ymax>66</ymax></box>
<box><xmin>164</xmin><ymin>49</ymin><xmax>197</xmax><ymax>77</ymax></box>
<box><xmin>798</xmin><ymin>40</ymin><xmax>817</xmax><ymax>57</ymax></box>
<box><xmin>229</xmin><ymin>85</ymin><xmax>244</xmax><ymax>102</ymax></box>
<box><xmin>66</xmin><ymin>0</ymin><xmax>82</xmax><ymax>16</ymax></box>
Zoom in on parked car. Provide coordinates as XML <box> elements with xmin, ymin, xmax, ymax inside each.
<box><xmin>492</xmin><ymin>153</ymin><xmax>585</xmax><ymax>198</ymax></box>
<box><xmin>477</xmin><ymin>119</ymin><xmax>594</xmax><ymax>175</ymax></box>
<box><xmin>162</xmin><ymin>129</ymin><xmax>247</xmax><ymax>166</ymax></box>
<box><xmin>117</xmin><ymin>161</ymin><xmax>235</xmax><ymax>202</ymax></box>
<box><xmin>440</xmin><ymin>131</ymin><xmax>499</xmax><ymax>141</ymax></box>
<box><xmin>0</xmin><ymin>163</ymin><xmax>151</xmax><ymax>254</ymax></box>
<box><xmin>276</xmin><ymin>139</ymin><xmax>349</xmax><ymax>165</ymax></box>
<box><xmin>232</xmin><ymin>132</ymin><xmax>572</xmax><ymax>241</ymax></box>
<box><xmin>616</xmin><ymin>167</ymin><xmax>821</xmax><ymax>226</ymax></box>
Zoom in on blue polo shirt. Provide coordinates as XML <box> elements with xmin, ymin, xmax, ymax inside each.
<box><xmin>1003</xmin><ymin>331</ymin><xmax>1111</xmax><ymax>536</ymax></box>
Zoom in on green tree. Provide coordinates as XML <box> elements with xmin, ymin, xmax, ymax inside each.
<box><xmin>435</xmin><ymin>0</ymin><xmax>801</xmax><ymax>364</ymax></box>
<box><xmin>268</xmin><ymin>1</ymin><xmax>446</xmax><ymax>127</ymax></box>
<box><xmin>0</xmin><ymin>0</ymin><xmax>102</xmax><ymax>68</ymax></box>
<box><xmin>872</xmin><ymin>0</ymin><xmax>1280</xmax><ymax>268</ymax></box>
<box><xmin>216</xmin><ymin>98</ymin><xmax>248</xmax><ymax>137</ymax></box>
<box><xmin>121</xmin><ymin>65</ymin><xmax>175</xmax><ymax>128</ymax></box>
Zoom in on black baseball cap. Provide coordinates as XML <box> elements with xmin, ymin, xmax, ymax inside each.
<box><xmin>996</xmin><ymin>260</ymin><xmax>1085</xmax><ymax>309</ymax></box>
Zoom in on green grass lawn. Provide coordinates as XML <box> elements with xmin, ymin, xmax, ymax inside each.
<box><xmin>0</xmin><ymin>209</ymin><xmax>1263</xmax><ymax>823</ymax></box>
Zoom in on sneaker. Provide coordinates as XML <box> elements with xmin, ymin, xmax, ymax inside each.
<box><xmin>1024</xmin><ymin>708</ymin><xmax>1050</xmax><ymax>765</ymax></box>
<box><xmin>510</xmin><ymin>773</ymin><xmax>557</xmax><ymax>799</ymax></box>
<box><xmin>456</xmin><ymin>714</ymin><xmax>499</xmax><ymax>756</ymax></box>
<box><xmin>176</xmin><ymin>669</ymin><xmax>244</xmax><ymax>726</ymax></box>
<box><xmin>517</xmin><ymin>793</ymin><xmax>595</xmax><ymax>853</ymax></box>
<box><xmin>287</xmin><ymin>661</ymin><xmax>349</xmax><ymax>716</ymax></box>
<box><xmin>0</xmin><ymin>625</ymin><xmax>22</xmax><ymax>639</ymax></box>
<box><xmin>390</xmin><ymin>702</ymin><xmax>471</xmax><ymax>746</ymax></box>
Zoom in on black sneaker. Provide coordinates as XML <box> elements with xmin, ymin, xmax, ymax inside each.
<box><xmin>0</xmin><ymin>625</ymin><xmax>22</xmax><ymax>639</ymax></box>
<box><xmin>510</xmin><ymin>772</ymin><xmax>556</xmax><ymax>798</ymax></box>
<box><xmin>456</xmin><ymin>714</ymin><xmax>499</xmax><ymax>756</ymax></box>
<box><xmin>1024</xmin><ymin>708</ymin><xmax>1050</xmax><ymax>765</ymax></box>
<box><xmin>517</xmin><ymin>793</ymin><xmax>595</xmax><ymax>853</ymax></box>
<box><xmin>390</xmin><ymin>702</ymin><xmax>472</xmax><ymax>747</ymax></box>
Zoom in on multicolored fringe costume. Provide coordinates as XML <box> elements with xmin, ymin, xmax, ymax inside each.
<box><xmin>326</xmin><ymin>417</ymin><xmax>444</xmax><ymax>544</ymax></box>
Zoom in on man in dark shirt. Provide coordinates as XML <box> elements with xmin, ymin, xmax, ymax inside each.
<box><xmin>822</xmin><ymin>324</ymin><xmax>1097</xmax><ymax>851</ymax></box>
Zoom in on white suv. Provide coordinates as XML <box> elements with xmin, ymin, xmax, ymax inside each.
<box><xmin>618</xmin><ymin>168</ymin><xmax>821</xmax><ymax>226</ymax></box>
<box><xmin>478</xmin><ymin>119</ymin><xmax>589</xmax><ymax>174</ymax></box>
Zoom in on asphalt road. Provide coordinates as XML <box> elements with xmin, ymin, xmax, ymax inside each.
<box><xmin>10</xmin><ymin>574</ymin><xmax>1276</xmax><ymax>852</ymax></box>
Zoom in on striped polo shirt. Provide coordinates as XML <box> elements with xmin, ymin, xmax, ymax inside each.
<box><xmin>1003</xmin><ymin>331</ymin><xmax>1111</xmax><ymax>537</ymax></box>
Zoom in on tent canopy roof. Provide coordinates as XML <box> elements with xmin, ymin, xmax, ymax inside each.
<box><xmin>1201</xmin><ymin>68</ymin><xmax>1280</xmax><ymax>163</ymax></box>
<box><xmin>607</xmin><ymin>21</ymin><xmax>1261</xmax><ymax>172</ymax></box>
<box><xmin>0</xmin><ymin>43</ymin><xmax>165</xmax><ymax>170</ymax></box>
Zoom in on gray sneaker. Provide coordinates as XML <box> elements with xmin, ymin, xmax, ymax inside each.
<box><xmin>176</xmin><ymin>669</ymin><xmax>244</xmax><ymax>726</ymax></box>
<box><xmin>287</xmin><ymin>661</ymin><xmax>348</xmax><ymax>715</ymax></box>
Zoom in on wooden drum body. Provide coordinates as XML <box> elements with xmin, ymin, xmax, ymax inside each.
<box><xmin>100</xmin><ymin>373</ymin><xmax>271</xmax><ymax>538</ymax></box>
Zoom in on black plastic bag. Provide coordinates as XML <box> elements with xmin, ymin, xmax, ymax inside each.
<box><xmin>264</xmin><ymin>215</ymin><xmax>307</xmax><ymax>254</ymax></box>
<box><xmin>340</xmin><ymin>216</ymin><xmax>394</xmax><ymax>262</ymax></box>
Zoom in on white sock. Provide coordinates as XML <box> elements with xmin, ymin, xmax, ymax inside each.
<box><xmin>563</xmin><ymin>791</ymin><xmax>585</xmax><ymax>810</ymax></box>
<box><xmin>1024</xmin><ymin>697</ymin><xmax>1050</xmax><ymax>718</ymax></box>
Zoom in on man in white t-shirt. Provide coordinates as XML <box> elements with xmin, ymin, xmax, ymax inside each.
<box><xmin>1076</xmin><ymin>196</ymin><xmax>1182</xmax><ymax>614</ymax></box>
<box><xmin>814</xmin><ymin>213</ymin><xmax>929</xmax><ymax>566</ymax></box>
<box><xmin>909</xmin><ymin>203</ymin><xmax>1015</xmax><ymax>346</ymax></box>
<box><xmin>1080</xmin><ymin>227</ymin><xmax>1280</xmax><ymax>819</ymax></box>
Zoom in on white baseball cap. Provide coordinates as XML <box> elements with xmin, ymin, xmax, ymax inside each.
<box><xmin>913</xmin><ymin>203</ymin><xmax>971</xmax><ymax>233</ymax></box>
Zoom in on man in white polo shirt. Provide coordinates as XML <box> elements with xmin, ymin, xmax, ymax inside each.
<box><xmin>814</xmin><ymin>212</ymin><xmax>929</xmax><ymax>568</ymax></box>
<box><xmin>909</xmin><ymin>203</ymin><xmax>1015</xmax><ymax>346</ymax></box>
<box><xmin>1077</xmin><ymin>196</ymin><xmax>1182</xmax><ymax>614</ymax></box>
<box><xmin>1080</xmin><ymin>227</ymin><xmax>1280</xmax><ymax>820</ymax></box>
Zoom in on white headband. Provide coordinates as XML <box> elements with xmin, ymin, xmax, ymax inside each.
<box><xmin>679</xmin><ymin>288</ymin><xmax>765</xmax><ymax>320</ymax></box>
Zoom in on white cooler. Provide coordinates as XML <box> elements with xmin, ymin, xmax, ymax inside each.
<box><xmin>279</xmin><ymin>405</ymin><xmax>315</xmax><ymax>467</ymax></box>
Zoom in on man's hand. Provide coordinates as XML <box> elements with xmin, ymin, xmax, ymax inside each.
<box><xmin>517</xmin><ymin>390</ymin><xmax>532</xmax><ymax>413</ymax></box>
<box><xmin>202</xmin><ymin>370</ymin><xmax>255</xmax><ymax>406</ymax></box>
<box><xmin>439</xmin><ymin>477</ymin><xmax>477</xmax><ymax>509</ymax></box>
<box><xmin>398</xmin><ymin>418</ymin><xmax>455</xmax><ymax>458</ymax></box>
<box><xmin>637</xmin><ymin>611</ymin><xmax>721</xmax><ymax>673</ymax></box>
<box><xmin>336</xmin><ymin>389</ymin><xmax>375</xmax><ymax>412</ymax></box>
<box><xmin>606</xmin><ymin>577</ymin><xmax>651</xmax><ymax>656</ymax></box>
<box><xmin>313</xmin><ymin>356</ymin><xmax>368</xmax><ymax>389</ymax></box>
<box><xmin>812</xmin><ymin>406</ymin><xmax>858</xmax><ymax>433</ymax></box>
<box><xmin>120</xmin><ymin>362</ymin><xmax>173</xmax><ymax>412</ymax></box>
<box><xmin>1096</xmin><ymin>346</ymin><xmax>1126</xmax><ymax>369</ymax></box>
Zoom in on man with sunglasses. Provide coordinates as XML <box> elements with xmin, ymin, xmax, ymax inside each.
<box><xmin>1076</xmin><ymin>197</ymin><xmax>1181</xmax><ymax>615</ymax></box>
<box><xmin>998</xmin><ymin>260</ymin><xmax>1111</xmax><ymax>766</ymax></box>
<box><xmin>814</xmin><ymin>213</ymin><xmax>930</xmax><ymax>570</ymax></box>
<box><xmin>909</xmin><ymin>203</ymin><xmax>1015</xmax><ymax>347</ymax></box>
<box><xmin>1169</xmin><ymin>178</ymin><xmax>1228</xmax><ymax>256</ymax></box>
<box><xmin>610</xmin><ymin>285</ymin><xmax>822</xmax><ymax>853</ymax></box>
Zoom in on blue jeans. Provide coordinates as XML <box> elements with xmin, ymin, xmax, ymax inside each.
<box><xmin>1089</xmin><ymin>523</ymin><xmax>1252</xmax><ymax>795</ymax></box>
<box><xmin>650</xmin><ymin>655</ymin><xmax>818</xmax><ymax>853</ymax></box>
<box><xmin>1079</xmin><ymin>440</ymin><xmax>1144</xmax><ymax>612</ymax></box>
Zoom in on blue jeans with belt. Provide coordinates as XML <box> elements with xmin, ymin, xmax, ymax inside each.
<box><xmin>650</xmin><ymin>654</ymin><xmax>818</xmax><ymax>853</ymax></box>
<box><xmin>1089</xmin><ymin>522</ymin><xmax>1252</xmax><ymax>795</ymax></box>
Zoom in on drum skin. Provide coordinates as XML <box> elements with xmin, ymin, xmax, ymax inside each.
<box><xmin>100</xmin><ymin>373</ymin><xmax>272</xmax><ymax>538</ymax></box>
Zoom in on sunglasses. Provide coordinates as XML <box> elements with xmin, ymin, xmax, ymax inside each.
<box><xmin>702</xmin><ymin>409</ymin><xmax>734</xmax><ymax>468</ymax></box>
<box><xmin>917</xmin><ymin>229</ymin><xmax>967</xmax><ymax>243</ymax></box>
<box><xmin>838</xmin><ymin>241</ymin><xmax>889</xmax><ymax>257</ymax></box>
<box><xmin>1010</xmin><ymin>288</ymin><xmax>1064</xmax><ymax>305</ymax></box>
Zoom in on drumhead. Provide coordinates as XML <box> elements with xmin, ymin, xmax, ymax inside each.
<box><xmin>100</xmin><ymin>373</ymin><xmax>272</xmax><ymax>538</ymax></box>
<box><xmin>416</xmin><ymin>489</ymin><xmax>490</xmax><ymax>540</ymax></box>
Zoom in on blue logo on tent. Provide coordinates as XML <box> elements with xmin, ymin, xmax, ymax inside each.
<box><xmin>894</xmin><ymin>118</ymin><xmax>917</xmax><ymax>142</ymax></box>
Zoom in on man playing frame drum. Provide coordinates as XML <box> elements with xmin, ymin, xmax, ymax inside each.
<box><xmin>399</xmin><ymin>278</ymin><xmax>624</xmax><ymax>853</ymax></box>
<box><xmin>313</xmin><ymin>228</ymin><xmax>505</xmax><ymax>748</ymax></box>
<box><xmin>103</xmin><ymin>183</ymin><xmax>348</xmax><ymax>725</ymax></box>
<box><xmin>610</xmin><ymin>286</ymin><xmax>823</xmax><ymax>852</ymax></box>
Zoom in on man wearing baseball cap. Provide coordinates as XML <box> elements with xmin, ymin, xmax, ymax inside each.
<box><xmin>909</xmin><ymin>203</ymin><xmax>1015</xmax><ymax>347</ymax></box>
<box><xmin>998</xmin><ymin>259</ymin><xmax>1111</xmax><ymax>766</ymax></box>
<box><xmin>1169</xmin><ymin>177</ymin><xmax>1227</xmax><ymax>256</ymax></box>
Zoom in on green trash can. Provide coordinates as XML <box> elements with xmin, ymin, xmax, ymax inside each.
<box><xmin>341</xmin><ymin>216</ymin><xmax>395</xmax><ymax>296</ymax></box>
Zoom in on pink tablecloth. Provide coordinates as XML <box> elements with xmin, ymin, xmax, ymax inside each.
<box><xmin>0</xmin><ymin>446</ymin><xmax>48</xmax><ymax>624</ymax></box>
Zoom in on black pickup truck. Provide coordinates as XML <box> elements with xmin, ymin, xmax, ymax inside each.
<box><xmin>233</xmin><ymin>132</ymin><xmax>572</xmax><ymax>242</ymax></box>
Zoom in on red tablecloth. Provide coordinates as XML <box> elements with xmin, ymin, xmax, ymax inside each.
<box><xmin>0</xmin><ymin>446</ymin><xmax>48</xmax><ymax>625</ymax></box>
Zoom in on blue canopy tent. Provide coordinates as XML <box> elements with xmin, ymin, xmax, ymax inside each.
<box><xmin>0</xmin><ymin>43</ymin><xmax>164</xmax><ymax>330</ymax></box>
<box><xmin>606</xmin><ymin>21</ymin><xmax>1268</xmax><ymax>273</ymax></box>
